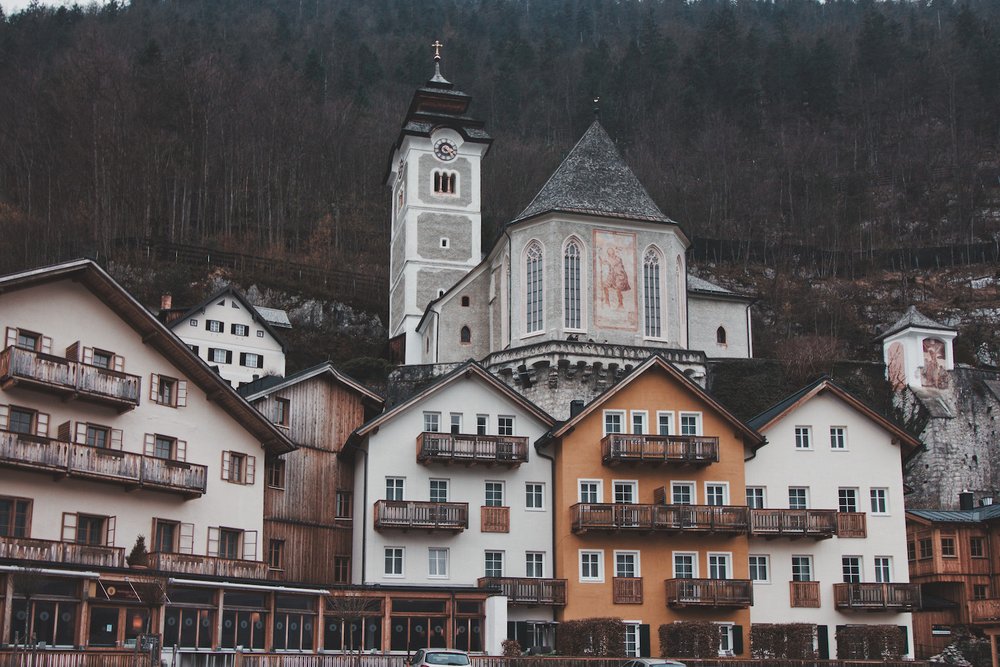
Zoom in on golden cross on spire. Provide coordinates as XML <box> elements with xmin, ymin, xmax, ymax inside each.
<box><xmin>431</xmin><ymin>40</ymin><xmax>444</xmax><ymax>61</ymax></box>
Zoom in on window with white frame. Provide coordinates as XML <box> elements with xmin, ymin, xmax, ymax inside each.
<box><xmin>428</xmin><ymin>548</ymin><xmax>449</xmax><ymax>578</ymax></box>
<box><xmin>485</xmin><ymin>481</ymin><xmax>504</xmax><ymax>507</ymax></box>
<box><xmin>830</xmin><ymin>426</ymin><xmax>847</xmax><ymax>450</ymax></box>
<box><xmin>485</xmin><ymin>551</ymin><xmax>504</xmax><ymax>577</ymax></box>
<box><xmin>498</xmin><ymin>415</ymin><xmax>514</xmax><ymax>436</ymax></box>
<box><xmin>673</xmin><ymin>553</ymin><xmax>696</xmax><ymax>579</ymax></box>
<box><xmin>476</xmin><ymin>414</ymin><xmax>488</xmax><ymax>435</ymax></box>
<box><xmin>526</xmin><ymin>552</ymin><xmax>544</xmax><ymax>578</ymax></box>
<box><xmin>718</xmin><ymin>624</ymin><xmax>735</xmax><ymax>656</ymax></box>
<box><xmin>679</xmin><ymin>413</ymin><xmax>701</xmax><ymax>436</ymax></box>
<box><xmin>580</xmin><ymin>550</ymin><xmax>603</xmax><ymax>581</ymax></box>
<box><xmin>423</xmin><ymin>412</ymin><xmax>441</xmax><ymax>433</ymax></box>
<box><xmin>231</xmin><ymin>323</ymin><xmax>249</xmax><ymax>336</ymax></box>
<box><xmin>746</xmin><ymin>487</ymin><xmax>765</xmax><ymax>509</ymax></box>
<box><xmin>579</xmin><ymin>480</ymin><xmax>602</xmax><ymax>504</ymax></box>
<box><xmin>525</xmin><ymin>242</ymin><xmax>544</xmax><ymax>334</ymax></box>
<box><xmin>614</xmin><ymin>481</ymin><xmax>637</xmax><ymax>504</ymax></box>
<box><xmin>657</xmin><ymin>412</ymin><xmax>673</xmax><ymax>435</ymax></box>
<box><xmin>450</xmin><ymin>413</ymin><xmax>462</xmax><ymax>434</ymax></box>
<box><xmin>386</xmin><ymin>477</ymin><xmax>404</xmax><ymax>501</ymax></box>
<box><xmin>839</xmin><ymin>487</ymin><xmax>859</xmax><ymax>513</ymax></box>
<box><xmin>624</xmin><ymin>623</ymin><xmax>641</xmax><ymax>658</ymax></box>
<box><xmin>631</xmin><ymin>411</ymin><xmax>647</xmax><ymax>435</ymax></box>
<box><xmin>871</xmin><ymin>488</ymin><xmax>889</xmax><ymax>514</ymax></box>
<box><xmin>708</xmin><ymin>553</ymin><xmax>730</xmax><ymax>579</ymax></box>
<box><xmin>794</xmin><ymin>426</ymin><xmax>812</xmax><ymax>449</ymax></box>
<box><xmin>615</xmin><ymin>551</ymin><xmax>639</xmax><ymax>578</ymax></box>
<box><xmin>525</xmin><ymin>483</ymin><xmax>544</xmax><ymax>510</ymax></box>
<box><xmin>429</xmin><ymin>479</ymin><xmax>449</xmax><ymax>503</ymax></box>
<box><xmin>643</xmin><ymin>247</ymin><xmax>663</xmax><ymax>338</ymax></box>
<box><xmin>385</xmin><ymin>547</ymin><xmax>403</xmax><ymax>576</ymax></box>
<box><xmin>604</xmin><ymin>411</ymin><xmax>625</xmax><ymax>435</ymax></box>
<box><xmin>705</xmin><ymin>483</ymin><xmax>727</xmax><ymax>506</ymax></box>
<box><xmin>791</xmin><ymin>555</ymin><xmax>813</xmax><ymax>581</ymax></box>
<box><xmin>842</xmin><ymin>556</ymin><xmax>862</xmax><ymax>583</ymax></box>
<box><xmin>564</xmin><ymin>240</ymin><xmax>582</xmax><ymax>330</ymax></box>
<box><xmin>749</xmin><ymin>555</ymin><xmax>770</xmax><ymax>582</ymax></box>
<box><xmin>874</xmin><ymin>556</ymin><xmax>892</xmax><ymax>582</ymax></box>
<box><xmin>206</xmin><ymin>319</ymin><xmax>224</xmax><ymax>333</ymax></box>
<box><xmin>788</xmin><ymin>487</ymin><xmax>808</xmax><ymax>510</ymax></box>
<box><xmin>672</xmin><ymin>482</ymin><xmax>694</xmax><ymax>505</ymax></box>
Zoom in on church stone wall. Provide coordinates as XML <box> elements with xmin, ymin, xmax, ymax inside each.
<box><xmin>436</xmin><ymin>269</ymin><xmax>492</xmax><ymax>364</ymax></box>
<box><xmin>418</xmin><ymin>155</ymin><xmax>473</xmax><ymax>208</ymax></box>
<box><xmin>687</xmin><ymin>296</ymin><xmax>751</xmax><ymax>359</ymax></box>
<box><xmin>417</xmin><ymin>212</ymin><xmax>473</xmax><ymax>262</ymax></box>
<box><xmin>389</xmin><ymin>282</ymin><xmax>404</xmax><ymax>333</ymax></box>
<box><xmin>391</xmin><ymin>224</ymin><xmax>406</xmax><ymax>281</ymax></box>
<box><xmin>416</xmin><ymin>268</ymin><xmax>469</xmax><ymax>313</ymax></box>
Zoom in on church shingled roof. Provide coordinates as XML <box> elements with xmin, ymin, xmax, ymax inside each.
<box><xmin>878</xmin><ymin>305</ymin><xmax>955</xmax><ymax>340</ymax></box>
<box><xmin>511</xmin><ymin>121</ymin><xmax>673</xmax><ymax>226</ymax></box>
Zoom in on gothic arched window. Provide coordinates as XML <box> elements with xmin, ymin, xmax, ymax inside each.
<box><xmin>643</xmin><ymin>248</ymin><xmax>663</xmax><ymax>338</ymax></box>
<box><xmin>563</xmin><ymin>240</ymin><xmax>582</xmax><ymax>330</ymax></box>
<box><xmin>717</xmin><ymin>326</ymin><xmax>727</xmax><ymax>345</ymax></box>
<box><xmin>525</xmin><ymin>242</ymin><xmax>544</xmax><ymax>334</ymax></box>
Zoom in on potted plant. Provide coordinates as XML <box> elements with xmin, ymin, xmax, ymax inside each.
<box><xmin>127</xmin><ymin>535</ymin><xmax>149</xmax><ymax>568</ymax></box>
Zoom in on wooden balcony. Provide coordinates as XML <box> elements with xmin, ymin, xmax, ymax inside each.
<box><xmin>147</xmin><ymin>552</ymin><xmax>269</xmax><ymax>579</ymax></box>
<box><xmin>837</xmin><ymin>512</ymin><xmax>868</xmax><ymax>537</ymax></box>
<box><xmin>790</xmin><ymin>581</ymin><xmax>821</xmax><ymax>608</ymax></box>
<box><xmin>750</xmin><ymin>509</ymin><xmax>838</xmax><ymax>539</ymax></box>
<box><xmin>665</xmin><ymin>578</ymin><xmax>753</xmax><ymax>608</ymax></box>
<box><xmin>571</xmin><ymin>503</ymin><xmax>749</xmax><ymax>534</ymax></box>
<box><xmin>478</xmin><ymin>577</ymin><xmax>567</xmax><ymax>606</ymax></box>
<box><xmin>833</xmin><ymin>583</ymin><xmax>921</xmax><ymax>611</ymax></box>
<box><xmin>613</xmin><ymin>577</ymin><xmax>644</xmax><ymax>604</ymax></box>
<box><xmin>601</xmin><ymin>434</ymin><xmax>719</xmax><ymax>466</ymax></box>
<box><xmin>416</xmin><ymin>432</ymin><xmax>528</xmax><ymax>467</ymax></box>
<box><xmin>0</xmin><ymin>535</ymin><xmax>125</xmax><ymax>568</ymax></box>
<box><xmin>0</xmin><ymin>430</ymin><xmax>208</xmax><ymax>497</ymax></box>
<box><xmin>481</xmin><ymin>506</ymin><xmax>509</xmax><ymax>533</ymax></box>
<box><xmin>969</xmin><ymin>598</ymin><xmax>1000</xmax><ymax>623</ymax></box>
<box><xmin>0</xmin><ymin>345</ymin><xmax>141</xmax><ymax>411</ymax></box>
<box><xmin>373</xmin><ymin>500</ymin><xmax>468</xmax><ymax>532</ymax></box>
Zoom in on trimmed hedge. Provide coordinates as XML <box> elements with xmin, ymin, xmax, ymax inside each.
<box><xmin>659</xmin><ymin>621</ymin><xmax>719</xmax><ymax>658</ymax></box>
<box><xmin>751</xmin><ymin>623</ymin><xmax>817</xmax><ymax>659</ymax></box>
<box><xmin>836</xmin><ymin>625</ymin><xmax>906</xmax><ymax>659</ymax></box>
<box><xmin>556</xmin><ymin>618</ymin><xmax>626</xmax><ymax>657</ymax></box>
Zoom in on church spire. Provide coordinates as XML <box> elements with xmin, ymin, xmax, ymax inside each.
<box><xmin>429</xmin><ymin>39</ymin><xmax>450</xmax><ymax>85</ymax></box>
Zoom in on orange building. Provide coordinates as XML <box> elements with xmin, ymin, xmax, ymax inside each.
<box><xmin>537</xmin><ymin>355</ymin><xmax>765</xmax><ymax>657</ymax></box>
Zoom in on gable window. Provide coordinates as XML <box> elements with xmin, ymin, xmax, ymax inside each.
<box><xmin>240</xmin><ymin>352</ymin><xmax>263</xmax><ymax>368</ymax></box>
<box><xmin>716</xmin><ymin>327</ymin><xmax>727</xmax><ymax>345</ymax></box>
<box><xmin>274</xmin><ymin>397</ymin><xmax>290</xmax><ymax>427</ymax></box>
<box><xmin>476</xmin><ymin>415</ymin><xmax>488</xmax><ymax>435</ymax></box>
<box><xmin>643</xmin><ymin>248</ymin><xmax>663</xmax><ymax>338</ymax></box>
<box><xmin>524</xmin><ymin>241</ymin><xmax>544</xmax><ymax>334</ymax></box>
<box><xmin>433</xmin><ymin>171</ymin><xmax>457</xmax><ymax>194</ymax></box>
<box><xmin>794</xmin><ymin>426</ymin><xmax>811</xmax><ymax>449</ymax></box>
<box><xmin>222</xmin><ymin>451</ymin><xmax>256</xmax><ymax>485</ymax></box>
<box><xmin>0</xmin><ymin>496</ymin><xmax>31</xmax><ymax>537</ymax></box>
<box><xmin>150</xmin><ymin>374</ymin><xmax>186</xmax><ymax>407</ymax></box>
<box><xmin>206</xmin><ymin>320</ymin><xmax>224</xmax><ymax>333</ymax></box>
<box><xmin>450</xmin><ymin>413</ymin><xmax>462</xmax><ymax>434</ymax></box>
<box><xmin>564</xmin><ymin>240</ymin><xmax>582</xmax><ymax>330</ymax></box>
<box><xmin>460</xmin><ymin>326</ymin><xmax>471</xmax><ymax>344</ymax></box>
<box><xmin>498</xmin><ymin>415</ymin><xmax>514</xmax><ymax>436</ymax></box>
<box><xmin>423</xmin><ymin>412</ymin><xmax>440</xmax><ymax>433</ymax></box>
<box><xmin>830</xmin><ymin>426</ymin><xmax>847</xmax><ymax>450</ymax></box>
<box><xmin>679</xmin><ymin>413</ymin><xmax>701</xmax><ymax>436</ymax></box>
<box><xmin>231</xmin><ymin>323</ymin><xmax>249</xmax><ymax>336</ymax></box>
<box><xmin>604</xmin><ymin>411</ymin><xmax>625</xmax><ymax>435</ymax></box>
<box><xmin>631</xmin><ymin>411</ymin><xmax>647</xmax><ymax>435</ymax></box>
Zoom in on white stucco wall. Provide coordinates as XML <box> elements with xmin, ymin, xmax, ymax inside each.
<box><xmin>687</xmin><ymin>295</ymin><xmax>752</xmax><ymax>359</ymax></box>
<box><xmin>882</xmin><ymin>327</ymin><xmax>957</xmax><ymax>391</ymax></box>
<box><xmin>746</xmin><ymin>391</ymin><xmax>913</xmax><ymax>657</ymax></box>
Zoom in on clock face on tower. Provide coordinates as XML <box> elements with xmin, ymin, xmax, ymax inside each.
<box><xmin>433</xmin><ymin>138</ymin><xmax>458</xmax><ymax>161</ymax></box>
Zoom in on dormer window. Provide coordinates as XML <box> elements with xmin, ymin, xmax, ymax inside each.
<box><xmin>433</xmin><ymin>171</ymin><xmax>457</xmax><ymax>195</ymax></box>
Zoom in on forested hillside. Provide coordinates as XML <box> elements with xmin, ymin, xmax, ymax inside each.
<box><xmin>2</xmin><ymin>0</ymin><xmax>1000</xmax><ymax>362</ymax></box>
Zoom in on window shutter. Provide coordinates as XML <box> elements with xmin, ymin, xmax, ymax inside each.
<box><xmin>41</xmin><ymin>336</ymin><xmax>52</xmax><ymax>354</ymax></box>
<box><xmin>144</xmin><ymin>433</ymin><xmax>156</xmax><ymax>456</ymax></box>
<box><xmin>112</xmin><ymin>355</ymin><xmax>124</xmax><ymax>372</ymax></box>
<box><xmin>639</xmin><ymin>625</ymin><xmax>651</xmax><ymax>658</ymax></box>
<box><xmin>4</xmin><ymin>327</ymin><xmax>16</xmax><ymax>348</ymax></box>
<box><xmin>245</xmin><ymin>455</ymin><xmax>256</xmax><ymax>485</ymax></box>
<box><xmin>0</xmin><ymin>405</ymin><xmax>7</xmax><ymax>431</ymax></box>
<box><xmin>65</xmin><ymin>341</ymin><xmax>80</xmax><ymax>361</ymax></box>
<box><xmin>205</xmin><ymin>320</ymin><xmax>212</xmax><ymax>331</ymax></box>
<box><xmin>243</xmin><ymin>530</ymin><xmax>257</xmax><ymax>560</ymax></box>
<box><xmin>899</xmin><ymin>626</ymin><xmax>909</xmax><ymax>655</ymax></box>
<box><xmin>106</xmin><ymin>516</ymin><xmax>116</xmax><ymax>547</ymax></box>
<box><xmin>239</xmin><ymin>352</ymin><xmax>247</xmax><ymax>366</ymax></box>
<box><xmin>149</xmin><ymin>374</ymin><xmax>160</xmax><ymax>402</ymax></box>
<box><xmin>817</xmin><ymin>625</ymin><xmax>830</xmax><ymax>659</ymax></box>
<box><xmin>225</xmin><ymin>350</ymin><xmax>233</xmax><ymax>364</ymax></box>
<box><xmin>176</xmin><ymin>439</ymin><xmax>187</xmax><ymax>462</ymax></box>
<box><xmin>82</xmin><ymin>347</ymin><xmax>94</xmax><ymax>365</ymax></box>
<box><xmin>221</xmin><ymin>451</ymin><xmax>232</xmax><ymax>480</ymax></box>
<box><xmin>207</xmin><ymin>527</ymin><xmax>220</xmax><ymax>557</ymax></box>
<box><xmin>57</xmin><ymin>420</ymin><xmax>71</xmax><ymax>442</ymax></box>
<box><xmin>35</xmin><ymin>412</ymin><xmax>49</xmax><ymax>438</ymax></box>
<box><xmin>110</xmin><ymin>429</ymin><xmax>123</xmax><ymax>450</ymax></box>
<box><xmin>177</xmin><ymin>381</ymin><xmax>188</xmax><ymax>407</ymax></box>
<box><xmin>61</xmin><ymin>512</ymin><xmax>78</xmax><ymax>542</ymax></box>
<box><xmin>179</xmin><ymin>523</ymin><xmax>194</xmax><ymax>554</ymax></box>
<box><xmin>256</xmin><ymin>355</ymin><xmax>264</xmax><ymax>369</ymax></box>
<box><xmin>75</xmin><ymin>422</ymin><xmax>88</xmax><ymax>445</ymax></box>
<box><xmin>732</xmin><ymin>626</ymin><xmax>744</xmax><ymax>655</ymax></box>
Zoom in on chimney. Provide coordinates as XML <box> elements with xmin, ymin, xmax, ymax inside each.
<box><xmin>570</xmin><ymin>400</ymin><xmax>585</xmax><ymax>417</ymax></box>
<box><xmin>959</xmin><ymin>491</ymin><xmax>975</xmax><ymax>511</ymax></box>
<box><xmin>160</xmin><ymin>293</ymin><xmax>173</xmax><ymax>310</ymax></box>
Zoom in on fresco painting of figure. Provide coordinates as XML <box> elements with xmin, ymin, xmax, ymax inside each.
<box><xmin>593</xmin><ymin>229</ymin><xmax>638</xmax><ymax>330</ymax></box>
<box><xmin>887</xmin><ymin>341</ymin><xmax>906</xmax><ymax>390</ymax></box>
<box><xmin>921</xmin><ymin>338</ymin><xmax>949</xmax><ymax>389</ymax></box>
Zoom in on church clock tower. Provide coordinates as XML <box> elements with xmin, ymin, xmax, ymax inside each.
<box><xmin>386</xmin><ymin>42</ymin><xmax>491</xmax><ymax>363</ymax></box>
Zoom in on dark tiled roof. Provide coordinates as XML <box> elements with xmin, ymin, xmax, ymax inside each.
<box><xmin>878</xmin><ymin>305</ymin><xmax>954</xmax><ymax>340</ymax></box>
<box><xmin>511</xmin><ymin>121</ymin><xmax>672</xmax><ymax>225</ymax></box>
<box><xmin>909</xmin><ymin>504</ymin><xmax>1000</xmax><ymax>523</ymax></box>
<box><xmin>747</xmin><ymin>377</ymin><xmax>823</xmax><ymax>431</ymax></box>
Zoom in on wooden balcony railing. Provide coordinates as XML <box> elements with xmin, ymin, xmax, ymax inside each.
<box><xmin>665</xmin><ymin>578</ymin><xmax>753</xmax><ymax>608</ymax></box>
<box><xmin>969</xmin><ymin>598</ymin><xmax>1000</xmax><ymax>623</ymax></box>
<box><xmin>601</xmin><ymin>434</ymin><xmax>719</xmax><ymax>466</ymax></box>
<box><xmin>833</xmin><ymin>583</ymin><xmax>921</xmax><ymax>611</ymax></box>
<box><xmin>0</xmin><ymin>536</ymin><xmax>126</xmax><ymax>568</ymax></box>
<box><xmin>373</xmin><ymin>500</ymin><xmax>468</xmax><ymax>531</ymax></box>
<box><xmin>571</xmin><ymin>503</ymin><xmax>749</xmax><ymax>534</ymax></box>
<box><xmin>750</xmin><ymin>509</ymin><xmax>838</xmax><ymax>539</ymax></box>
<box><xmin>416</xmin><ymin>432</ymin><xmax>528</xmax><ymax>466</ymax></box>
<box><xmin>0</xmin><ymin>345</ymin><xmax>141</xmax><ymax>410</ymax></box>
<box><xmin>478</xmin><ymin>577</ymin><xmax>567</xmax><ymax>606</ymax></box>
<box><xmin>0</xmin><ymin>430</ymin><xmax>207</xmax><ymax>497</ymax></box>
<box><xmin>613</xmin><ymin>577</ymin><xmax>644</xmax><ymax>604</ymax></box>
<box><xmin>790</xmin><ymin>581</ymin><xmax>821</xmax><ymax>608</ymax></box>
<box><xmin>837</xmin><ymin>512</ymin><xmax>868</xmax><ymax>538</ymax></box>
<box><xmin>147</xmin><ymin>552</ymin><xmax>269</xmax><ymax>579</ymax></box>
<box><xmin>481</xmin><ymin>506</ymin><xmax>510</xmax><ymax>533</ymax></box>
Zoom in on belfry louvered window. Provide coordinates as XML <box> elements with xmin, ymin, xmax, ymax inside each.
<box><xmin>643</xmin><ymin>248</ymin><xmax>662</xmax><ymax>338</ymax></box>
<box><xmin>563</xmin><ymin>241</ymin><xmax>581</xmax><ymax>329</ymax></box>
<box><xmin>525</xmin><ymin>242</ymin><xmax>544</xmax><ymax>334</ymax></box>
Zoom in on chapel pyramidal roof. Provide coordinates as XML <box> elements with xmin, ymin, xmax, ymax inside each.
<box><xmin>878</xmin><ymin>305</ymin><xmax>955</xmax><ymax>340</ymax></box>
<box><xmin>511</xmin><ymin>120</ymin><xmax>674</xmax><ymax>226</ymax></box>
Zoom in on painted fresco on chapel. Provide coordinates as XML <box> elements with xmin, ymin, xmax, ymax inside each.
<box><xmin>593</xmin><ymin>229</ymin><xmax>638</xmax><ymax>331</ymax></box>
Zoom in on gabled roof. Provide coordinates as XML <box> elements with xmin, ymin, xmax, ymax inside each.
<box><xmin>353</xmin><ymin>361</ymin><xmax>553</xmax><ymax>438</ymax></box>
<box><xmin>877</xmin><ymin>305</ymin><xmax>955</xmax><ymax>341</ymax></box>
<box><xmin>254</xmin><ymin>306</ymin><xmax>292</xmax><ymax>329</ymax></box>
<box><xmin>168</xmin><ymin>286</ymin><xmax>289</xmax><ymax>352</ymax></box>
<box><xmin>687</xmin><ymin>275</ymin><xmax>752</xmax><ymax>302</ymax></box>
<box><xmin>0</xmin><ymin>259</ymin><xmax>295</xmax><ymax>454</ymax></box>
<box><xmin>510</xmin><ymin>121</ymin><xmax>675</xmax><ymax>226</ymax></box>
<box><xmin>908</xmin><ymin>504</ymin><xmax>1000</xmax><ymax>524</ymax></box>
<box><xmin>748</xmin><ymin>376</ymin><xmax>921</xmax><ymax>456</ymax></box>
<box><xmin>238</xmin><ymin>361</ymin><xmax>383</xmax><ymax>408</ymax></box>
<box><xmin>543</xmin><ymin>354</ymin><xmax>765</xmax><ymax>448</ymax></box>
